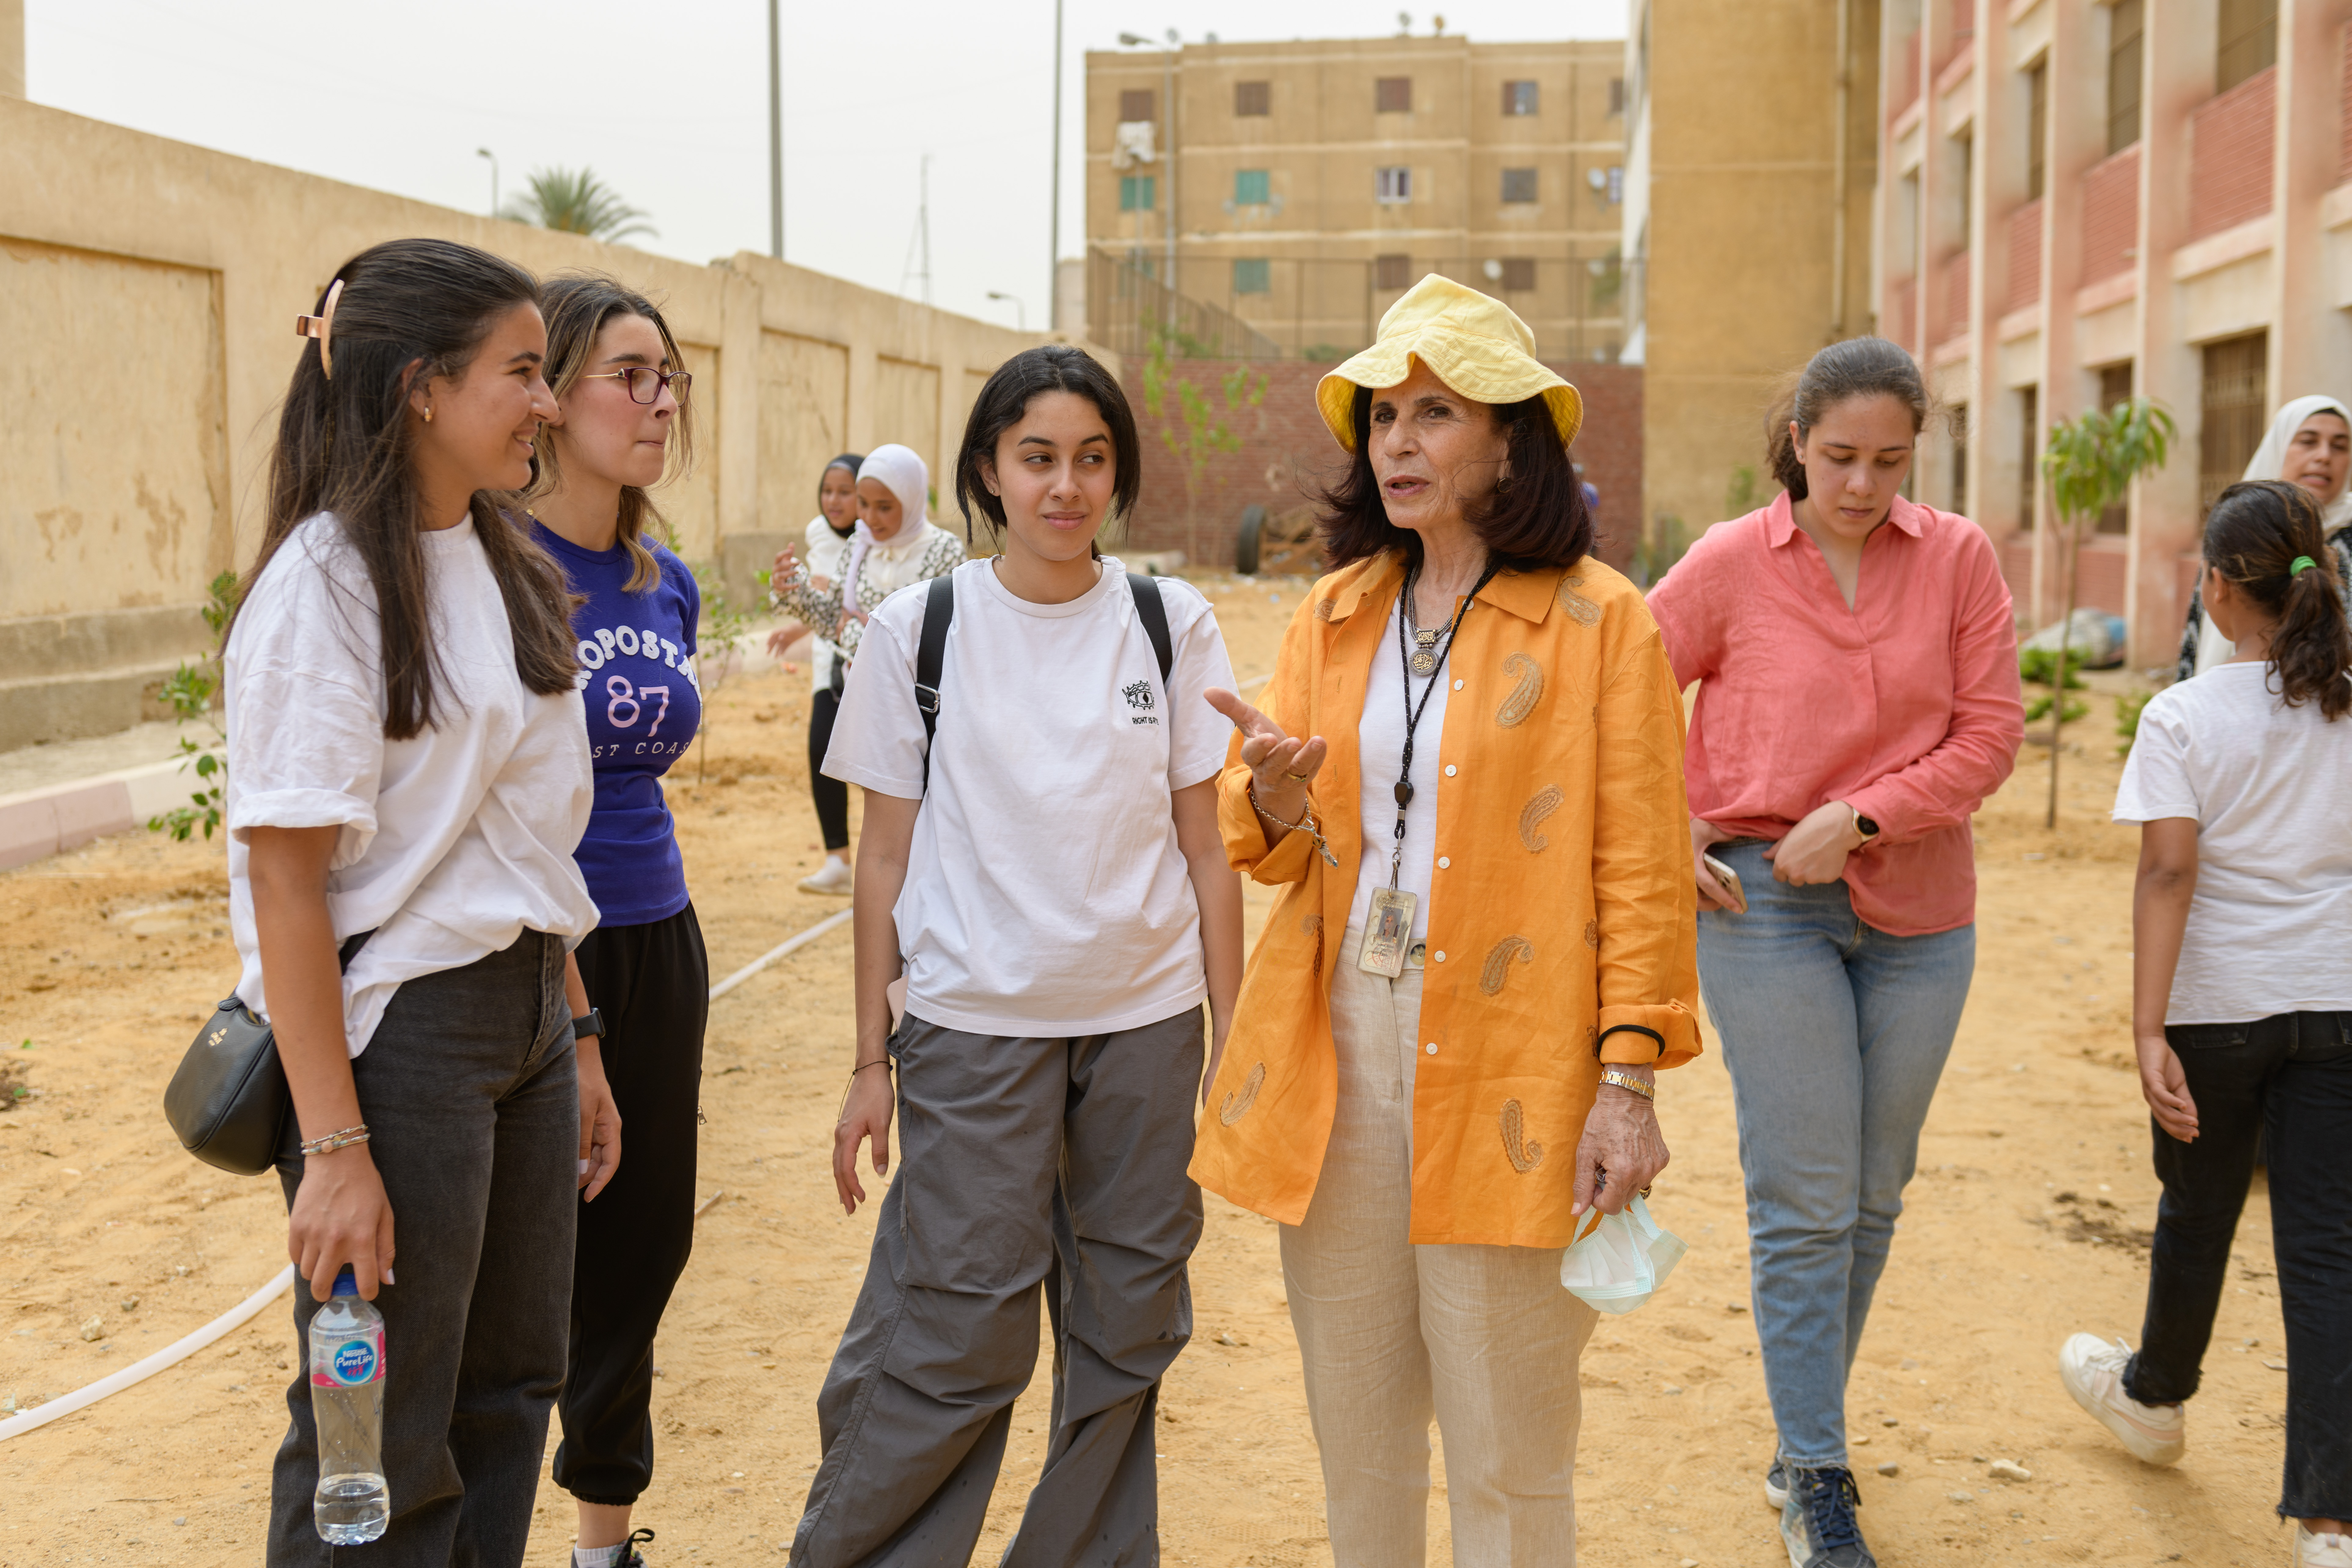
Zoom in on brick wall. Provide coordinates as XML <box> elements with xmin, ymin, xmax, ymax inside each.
<box><xmin>2005</xmin><ymin>199</ymin><xmax>2042</xmax><ymax>314</ymax></box>
<box><xmin>1117</xmin><ymin>359</ymin><xmax>1644</xmax><ymax>574</ymax></box>
<box><xmin>2190</xmin><ymin>66</ymin><xmax>2277</xmax><ymax>240</ymax></box>
<box><xmin>2080</xmin><ymin>145</ymin><xmax>2140</xmax><ymax>283</ymax></box>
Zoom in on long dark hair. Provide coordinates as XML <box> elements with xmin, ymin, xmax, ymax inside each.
<box><xmin>1765</xmin><ymin>337</ymin><xmax>1931</xmax><ymax>500</ymax></box>
<box><xmin>2204</xmin><ymin>479</ymin><xmax>2352</xmax><ymax>720</ymax></box>
<box><xmin>1317</xmin><ymin>386</ymin><xmax>1591</xmax><ymax>572</ymax></box>
<box><xmin>239</xmin><ymin>239</ymin><xmax>578</xmax><ymax>740</ymax></box>
<box><xmin>528</xmin><ymin>273</ymin><xmax>697</xmax><ymax>594</ymax></box>
<box><xmin>954</xmin><ymin>346</ymin><xmax>1141</xmax><ymax>547</ymax></box>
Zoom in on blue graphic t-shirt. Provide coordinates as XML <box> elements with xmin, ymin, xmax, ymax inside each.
<box><xmin>535</xmin><ymin>521</ymin><xmax>702</xmax><ymax>927</ymax></box>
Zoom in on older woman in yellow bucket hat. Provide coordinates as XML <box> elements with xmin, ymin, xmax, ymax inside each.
<box><xmin>1199</xmin><ymin>274</ymin><xmax>1701</xmax><ymax>1565</ymax></box>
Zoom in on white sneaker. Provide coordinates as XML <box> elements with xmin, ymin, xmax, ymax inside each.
<box><xmin>2058</xmin><ymin>1332</ymin><xmax>2185</xmax><ymax>1465</ymax></box>
<box><xmin>2299</xmin><ymin>1524</ymin><xmax>2352</xmax><ymax>1567</ymax></box>
<box><xmin>798</xmin><ymin>855</ymin><xmax>853</xmax><ymax>895</ymax></box>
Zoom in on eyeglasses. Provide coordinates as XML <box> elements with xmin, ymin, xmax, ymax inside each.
<box><xmin>582</xmin><ymin>367</ymin><xmax>692</xmax><ymax>407</ymax></box>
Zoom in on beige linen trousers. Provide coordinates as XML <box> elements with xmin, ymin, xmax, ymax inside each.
<box><xmin>1280</xmin><ymin>934</ymin><xmax>1599</xmax><ymax>1566</ymax></box>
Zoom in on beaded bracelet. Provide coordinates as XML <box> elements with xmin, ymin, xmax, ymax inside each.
<box><xmin>299</xmin><ymin>1124</ymin><xmax>371</xmax><ymax>1156</ymax></box>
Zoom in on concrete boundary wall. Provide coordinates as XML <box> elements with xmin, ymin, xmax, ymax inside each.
<box><xmin>0</xmin><ymin>94</ymin><xmax>1083</xmax><ymax>750</ymax></box>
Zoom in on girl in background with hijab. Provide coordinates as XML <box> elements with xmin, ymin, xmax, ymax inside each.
<box><xmin>2179</xmin><ymin>396</ymin><xmax>2352</xmax><ymax>679</ymax></box>
<box><xmin>768</xmin><ymin>445</ymin><xmax>964</xmax><ymax>886</ymax></box>
<box><xmin>766</xmin><ymin>453</ymin><xmax>865</xmax><ymax>893</ymax></box>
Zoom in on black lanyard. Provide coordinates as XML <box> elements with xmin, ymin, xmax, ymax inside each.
<box><xmin>1386</xmin><ymin>559</ymin><xmax>1498</xmax><ymax>886</ymax></box>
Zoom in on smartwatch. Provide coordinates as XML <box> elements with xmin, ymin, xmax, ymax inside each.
<box><xmin>1850</xmin><ymin>806</ymin><xmax>1880</xmax><ymax>842</ymax></box>
<box><xmin>572</xmin><ymin>1008</ymin><xmax>606</xmax><ymax>1041</ymax></box>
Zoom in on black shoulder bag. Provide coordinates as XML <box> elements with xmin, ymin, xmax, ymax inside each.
<box><xmin>163</xmin><ymin>932</ymin><xmax>366</xmax><ymax>1176</ymax></box>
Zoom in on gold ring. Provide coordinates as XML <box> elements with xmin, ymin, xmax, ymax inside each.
<box><xmin>1284</xmin><ymin>770</ymin><xmax>1311</xmax><ymax>782</ymax></box>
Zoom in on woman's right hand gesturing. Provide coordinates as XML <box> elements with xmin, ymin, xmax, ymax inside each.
<box><xmin>1206</xmin><ymin>689</ymin><xmax>1327</xmax><ymax>828</ymax></box>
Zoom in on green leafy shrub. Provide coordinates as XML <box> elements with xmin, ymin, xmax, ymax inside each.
<box><xmin>2019</xmin><ymin>646</ymin><xmax>2089</xmax><ymax>689</ymax></box>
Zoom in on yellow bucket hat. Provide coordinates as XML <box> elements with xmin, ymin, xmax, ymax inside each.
<box><xmin>1316</xmin><ymin>273</ymin><xmax>1583</xmax><ymax>452</ymax></box>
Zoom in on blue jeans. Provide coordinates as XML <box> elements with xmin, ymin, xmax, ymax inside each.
<box><xmin>1697</xmin><ymin>840</ymin><xmax>1975</xmax><ymax>1469</ymax></box>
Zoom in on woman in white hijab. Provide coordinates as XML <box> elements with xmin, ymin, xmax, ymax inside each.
<box><xmin>2179</xmin><ymin>396</ymin><xmax>2352</xmax><ymax>679</ymax></box>
<box><xmin>769</xmin><ymin>443</ymin><xmax>966</xmax><ymax>890</ymax></box>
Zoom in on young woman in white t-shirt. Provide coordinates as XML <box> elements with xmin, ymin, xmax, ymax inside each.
<box><xmin>790</xmin><ymin>346</ymin><xmax>1242</xmax><ymax>1564</ymax></box>
<box><xmin>2064</xmin><ymin>480</ymin><xmax>2352</xmax><ymax>1565</ymax></box>
<box><xmin>225</xmin><ymin>239</ymin><xmax>603</xmax><ymax>1564</ymax></box>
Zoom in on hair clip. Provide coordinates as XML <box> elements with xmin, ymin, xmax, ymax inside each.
<box><xmin>294</xmin><ymin>277</ymin><xmax>345</xmax><ymax>379</ymax></box>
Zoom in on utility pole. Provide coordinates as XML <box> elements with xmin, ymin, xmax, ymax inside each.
<box><xmin>476</xmin><ymin>148</ymin><xmax>499</xmax><ymax>218</ymax></box>
<box><xmin>1163</xmin><ymin>31</ymin><xmax>1177</xmax><ymax>291</ymax></box>
<box><xmin>919</xmin><ymin>155</ymin><xmax>933</xmax><ymax>305</ymax></box>
<box><xmin>768</xmin><ymin>0</ymin><xmax>784</xmax><ymax>260</ymax></box>
<box><xmin>1049</xmin><ymin>0</ymin><xmax>1065</xmax><ymax>334</ymax></box>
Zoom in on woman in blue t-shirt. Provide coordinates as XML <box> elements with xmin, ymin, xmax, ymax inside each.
<box><xmin>524</xmin><ymin>274</ymin><xmax>707</xmax><ymax>1568</ymax></box>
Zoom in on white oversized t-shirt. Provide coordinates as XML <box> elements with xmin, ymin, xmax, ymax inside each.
<box><xmin>2112</xmin><ymin>660</ymin><xmax>2352</xmax><ymax>1023</ymax></box>
<box><xmin>823</xmin><ymin>557</ymin><xmax>1236</xmax><ymax>1036</ymax></box>
<box><xmin>224</xmin><ymin>513</ymin><xmax>599</xmax><ymax>1055</ymax></box>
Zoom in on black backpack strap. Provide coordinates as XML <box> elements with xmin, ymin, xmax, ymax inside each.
<box><xmin>915</xmin><ymin>572</ymin><xmax>955</xmax><ymax>790</ymax></box>
<box><xmin>1127</xmin><ymin>572</ymin><xmax>1175</xmax><ymax>685</ymax></box>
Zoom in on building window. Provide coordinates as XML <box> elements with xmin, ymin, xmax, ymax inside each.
<box><xmin>1951</xmin><ymin>404</ymin><xmax>1970</xmax><ymax>517</ymax></box>
<box><xmin>2097</xmin><ymin>363</ymin><xmax>2135</xmax><ymax>533</ymax></box>
<box><xmin>1954</xmin><ymin>130</ymin><xmax>1973</xmax><ymax>246</ymax></box>
<box><xmin>1119</xmin><ymin>175</ymin><xmax>1156</xmax><ymax>212</ymax></box>
<box><xmin>2018</xmin><ymin>385</ymin><xmax>2040</xmax><ymax>530</ymax></box>
<box><xmin>1376</xmin><ymin>76</ymin><xmax>1413</xmax><ymax>113</ymax></box>
<box><xmin>1608</xmin><ymin>76</ymin><xmax>1626</xmax><ymax>116</ymax></box>
<box><xmin>1502</xmin><ymin>80</ymin><xmax>1539</xmax><ymax>116</ymax></box>
<box><xmin>1376</xmin><ymin>166</ymin><xmax>1412</xmax><ymax>204</ymax></box>
<box><xmin>1234</xmin><ymin>80</ymin><xmax>1270</xmax><ymax>116</ymax></box>
<box><xmin>2201</xmin><ymin>334</ymin><xmax>2269</xmax><ymax>512</ymax></box>
<box><xmin>1119</xmin><ymin>89</ymin><xmax>1155</xmax><ymax>124</ymax></box>
<box><xmin>2108</xmin><ymin>0</ymin><xmax>2144</xmax><ymax>155</ymax></box>
<box><xmin>2026</xmin><ymin>61</ymin><xmax>2047</xmax><ymax>200</ymax></box>
<box><xmin>1501</xmin><ymin>167</ymin><xmax>1539</xmax><ymax>204</ymax></box>
<box><xmin>1499</xmin><ymin>257</ymin><xmax>1536</xmax><ymax>292</ymax></box>
<box><xmin>1233</xmin><ymin>258</ymin><xmax>1272</xmax><ymax>295</ymax></box>
<box><xmin>2218</xmin><ymin>0</ymin><xmax>2278</xmax><ymax>94</ymax></box>
<box><xmin>1234</xmin><ymin>169</ymin><xmax>1270</xmax><ymax>206</ymax></box>
<box><xmin>1375</xmin><ymin>253</ymin><xmax>1412</xmax><ymax>290</ymax></box>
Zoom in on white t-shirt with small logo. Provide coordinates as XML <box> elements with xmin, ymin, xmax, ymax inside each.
<box><xmin>823</xmin><ymin>557</ymin><xmax>1235</xmax><ymax>1036</ymax></box>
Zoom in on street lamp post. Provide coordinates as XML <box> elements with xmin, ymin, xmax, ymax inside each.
<box><xmin>1049</xmin><ymin>0</ymin><xmax>1064</xmax><ymax>335</ymax></box>
<box><xmin>987</xmin><ymin>291</ymin><xmax>1027</xmax><ymax>331</ymax></box>
<box><xmin>768</xmin><ymin>0</ymin><xmax>784</xmax><ymax>260</ymax></box>
<box><xmin>475</xmin><ymin>148</ymin><xmax>499</xmax><ymax>217</ymax></box>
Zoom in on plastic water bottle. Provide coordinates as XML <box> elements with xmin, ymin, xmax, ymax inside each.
<box><xmin>308</xmin><ymin>1266</ymin><xmax>389</xmax><ymax>1544</ymax></box>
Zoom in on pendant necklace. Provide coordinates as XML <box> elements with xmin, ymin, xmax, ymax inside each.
<box><xmin>1402</xmin><ymin>578</ymin><xmax>1443</xmax><ymax>676</ymax></box>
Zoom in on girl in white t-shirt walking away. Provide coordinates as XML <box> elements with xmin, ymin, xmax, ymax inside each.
<box><xmin>228</xmin><ymin>239</ymin><xmax>603</xmax><ymax>1565</ymax></box>
<box><xmin>789</xmin><ymin>345</ymin><xmax>1242</xmax><ymax>1566</ymax></box>
<box><xmin>2065</xmin><ymin>479</ymin><xmax>2352</xmax><ymax>1567</ymax></box>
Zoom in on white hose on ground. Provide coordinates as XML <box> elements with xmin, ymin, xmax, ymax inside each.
<box><xmin>0</xmin><ymin>1263</ymin><xmax>296</xmax><ymax>1444</ymax></box>
<box><xmin>0</xmin><ymin>907</ymin><xmax>856</xmax><ymax>1445</ymax></box>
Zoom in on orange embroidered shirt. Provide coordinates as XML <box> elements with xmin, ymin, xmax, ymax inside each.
<box><xmin>1189</xmin><ymin>552</ymin><xmax>1703</xmax><ymax>1248</ymax></box>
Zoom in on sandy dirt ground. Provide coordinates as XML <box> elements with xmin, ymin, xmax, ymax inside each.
<box><xmin>0</xmin><ymin>573</ymin><xmax>2307</xmax><ymax>1568</ymax></box>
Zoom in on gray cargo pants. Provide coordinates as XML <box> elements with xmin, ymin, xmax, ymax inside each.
<box><xmin>790</xmin><ymin>1006</ymin><xmax>1206</xmax><ymax>1567</ymax></box>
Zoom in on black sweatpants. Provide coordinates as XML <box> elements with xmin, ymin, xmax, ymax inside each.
<box><xmin>2124</xmin><ymin>1011</ymin><xmax>2352</xmax><ymax>1522</ymax></box>
<box><xmin>810</xmin><ymin>686</ymin><xmax>850</xmax><ymax>851</ymax></box>
<box><xmin>552</xmin><ymin>902</ymin><xmax>710</xmax><ymax>1507</ymax></box>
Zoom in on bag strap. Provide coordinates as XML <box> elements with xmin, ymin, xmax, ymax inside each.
<box><xmin>914</xmin><ymin>571</ymin><xmax>956</xmax><ymax>791</ymax></box>
<box><xmin>1127</xmin><ymin>572</ymin><xmax>1174</xmax><ymax>684</ymax></box>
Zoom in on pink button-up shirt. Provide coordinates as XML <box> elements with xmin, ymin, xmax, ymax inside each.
<box><xmin>1645</xmin><ymin>492</ymin><xmax>2025</xmax><ymax>936</ymax></box>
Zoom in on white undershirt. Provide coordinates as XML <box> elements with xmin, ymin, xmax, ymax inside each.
<box><xmin>1349</xmin><ymin>596</ymin><xmax>1452</xmax><ymax>942</ymax></box>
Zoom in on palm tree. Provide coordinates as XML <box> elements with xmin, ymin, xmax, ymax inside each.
<box><xmin>500</xmin><ymin>167</ymin><xmax>657</xmax><ymax>244</ymax></box>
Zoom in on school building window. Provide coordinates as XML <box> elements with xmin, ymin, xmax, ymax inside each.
<box><xmin>1608</xmin><ymin>76</ymin><xmax>1626</xmax><ymax>116</ymax></box>
<box><xmin>2018</xmin><ymin>385</ymin><xmax>2040</xmax><ymax>529</ymax></box>
<box><xmin>1375</xmin><ymin>253</ymin><xmax>1412</xmax><ymax>290</ymax></box>
<box><xmin>1119</xmin><ymin>175</ymin><xmax>1156</xmax><ymax>212</ymax></box>
<box><xmin>1376</xmin><ymin>76</ymin><xmax>1412</xmax><ymax>113</ymax></box>
<box><xmin>1234</xmin><ymin>80</ymin><xmax>1270</xmax><ymax>116</ymax></box>
<box><xmin>1950</xmin><ymin>404</ymin><xmax>1970</xmax><ymax>516</ymax></box>
<box><xmin>1501</xmin><ymin>167</ymin><xmax>1538</xmax><ymax>204</ymax></box>
<box><xmin>1499</xmin><ymin>257</ymin><xmax>1536</xmax><ymax>292</ymax></box>
<box><xmin>1234</xmin><ymin>169</ymin><xmax>1270</xmax><ymax>206</ymax></box>
<box><xmin>1502</xmin><ymin>80</ymin><xmax>1538</xmax><ymax>115</ymax></box>
<box><xmin>2217</xmin><ymin>0</ymin><xmax>2278</xmax><ymax>94</ymax></box>
<box><xmin>2201</xmin><ymin>334</ymin><xmax>2267</xmax><ymax>512</ymax></box>
<box><xmin>1119</xmin><ymin>89</ymin><xmax>1155</xmax><ymax>124</ymax></box>
<box><xmin>2026</xmin><ymin>61</ymin><xmax>2047</xmax><ymax>200</ymax></box>
<box><xmin>1376</xmin><ymin>166</ymin><xmax>1412</xmax><ymax>204</ymax></box>
<box><xmin>2107</xmin><ymin>0</ymin><xmax>2143</xmax><ymax>155</ymax></box>
<box><xmin>2097</xmin><ymin>362</ymin><xmax>2135</xmax><ymax>532</ymax></box>
<box><xmin>1233</xmin><ymin>258</ymin><xmax>1272</xmax><ymax>295</ymax></box>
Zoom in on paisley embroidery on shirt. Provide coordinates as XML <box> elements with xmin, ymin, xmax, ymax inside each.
<box><xmin>1499</xmin><ymin>1099</ymin><xmax>1545</xmax><ymax>1173</ymax></box>
<box><xmin>1480</xmin><ymin>936</ymin><xmax>1535</xmax><ymax>996</ymax></box>
<box><xmin>1495</xmin><ymin>652</ymin><xmax>1544</xmax><ymax>727</ymax></box>
<box><xmin>1584</xmin><ymin>919</ymin><xmax>1600</xmax><ymax>949</ymax></box>
<box><xmin>1557</xmin><ymin>575</ymin><xmax>1601</xmax><ymax>627</ymax></box>
<box><xmin>1314</xmin><ymin>598</ymin><xmax>1337</xmax><ymax>622</ymax></box>
<box><xmin>1219</xmin><ymin>1062</ymin><xmax>1266</xmax><ymax>1126</ymax></box>
<box><xmin>1517</xmin><ymin>786</ymin><xmax>1563</xmax><ymax>853</ymax></box>
<box><xmin>1301</xmin><ymin>912</ymin><xmax>1325</xmax><ymax>974</ymax></box>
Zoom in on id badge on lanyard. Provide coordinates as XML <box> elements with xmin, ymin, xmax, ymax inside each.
<box><xmin>1357</xmin><ymin>885</ymin><xmax>1418</xmax><ymax>978</ymax></box>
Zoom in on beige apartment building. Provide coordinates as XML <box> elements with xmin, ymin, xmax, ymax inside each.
<box><xmin>1883</xmin><ymin>0</ymin><xmax>2336</xmax><ymax>665</ymax></box>
<box><xmin>1083</xmin><ymin>32</ymin><xmax>1631</xmax><ymax>361</ymax></box>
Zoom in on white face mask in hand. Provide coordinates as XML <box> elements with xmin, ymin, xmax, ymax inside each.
<box><xmin>1559</xmin><ymin>1194</ymin><xmax>1687</xmax><ymax>1314</ymax></box>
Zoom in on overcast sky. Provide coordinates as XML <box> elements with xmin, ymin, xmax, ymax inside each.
<box><xmin>26</xmin><ymin>0</ymin><xmax>1624</xmax><ymax>331</ymax></box>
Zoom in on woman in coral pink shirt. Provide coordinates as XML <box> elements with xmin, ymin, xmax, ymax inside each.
<box><xmin>1645</xmin><ymin>337</ymin><xmax>2024</xmax><ymax>1568</ymax></box>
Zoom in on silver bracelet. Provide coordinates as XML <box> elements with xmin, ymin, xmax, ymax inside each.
<box><xmin>1597</xmin><ymin>1068</ymin><xmax>1656</xmax><ymax>1102</ymax></box>
<box><xmin>299</xmin><ymin>1124</ymin><xmax>371</xmax><ymax>1156</ymax></box>
<box><xmin>1249</xmin><ymin>787</ymin><xmax>1339</xmax><ymax>868</ymax></box>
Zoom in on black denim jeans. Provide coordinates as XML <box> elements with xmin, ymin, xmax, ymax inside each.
<box><xmin>2125</xmin><ymin>1011</ymin><xmax>2352</xmax><ymax>1521</ymax></box>
<box><xmin>267</xmin><ymin>930</ymin><xmax>578</xmax><ymax>1567</ymax></box>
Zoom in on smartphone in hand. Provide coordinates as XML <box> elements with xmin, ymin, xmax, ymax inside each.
<box><xmin>1701</xmin><ymin>852</ymin><xmax>1746</xmax><ymax>912</ymax></box>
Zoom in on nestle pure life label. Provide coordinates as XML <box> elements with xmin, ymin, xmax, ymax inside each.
<box><xmin>312</xmin><ymin>1325</ymin><xmax>386</xmax><ymax>1388</ymax></box>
